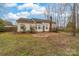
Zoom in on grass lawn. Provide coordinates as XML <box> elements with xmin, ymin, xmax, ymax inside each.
<box><xmin>0</xmin><ymin>32</ymin><xmax>79</xmax><ymax>56</ymax></box>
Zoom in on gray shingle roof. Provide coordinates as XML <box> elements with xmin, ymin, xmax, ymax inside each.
<box><xmin>16</xmin><ymin>18</ymin><xmax>56</xmax><ymax>24</ymax></box>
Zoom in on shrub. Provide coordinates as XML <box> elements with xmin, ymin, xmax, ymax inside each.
<box><xmin>0</xmin><ymin>26</ymin><xmax>5</xmax><ymax>32</ymax></box>
<box><xmin>77</xmin><ymin>28</ymin><xmax>79</xmax><ymax>33</ymax></box>
<box><xmin>30</xmin><ymin>26</ymin><xmax>36</xmax><ymax>33</ymax></box>
<box><xmin>52</xmin><ymin>28</ymin><xmax>59</xmax><ymax>32</ymax></box>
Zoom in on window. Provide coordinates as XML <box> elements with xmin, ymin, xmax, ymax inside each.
<box><xmin>21</xmin><ymin>24</ymin><xmax>26</xmax><ymax>30</ymax></box>
<box><xmin>38</xmin><ymin>26</ymin><xmax>41</xmax><ymax>29</ymax></box>
<box><xmin>44</xmin><ymin>24</ymin><xmax>48</xmax><ymax>29</ymax></box>
<box><xmin>20</xmin><ymin>24</ymin><xmax>26</xmax><ymax>32</ymax></box>
<box><xmin>46</xmin><ymin>26</ymin><xmax>48</xmax><ymax>29</ymax></box>
<box><xmin>35</xmin><ymin>26</ymin><xmax>37</xmax><ymax>29</ymax></box>
<box><xmin>37</xmin><ymin>24</ymin><xmax>41</xmax><ymax>29</ymax></box>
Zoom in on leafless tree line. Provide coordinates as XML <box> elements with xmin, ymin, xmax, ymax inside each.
<box><xmin>45</xmin><ymin>3</ymin><xmax>79</xmax><ymax>36</ymax></box>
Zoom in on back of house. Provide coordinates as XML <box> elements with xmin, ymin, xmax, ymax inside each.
<box><xmin>16</xmin><ymin>18</ymin><xmax>56</xmax><ymax>32</ymax></box>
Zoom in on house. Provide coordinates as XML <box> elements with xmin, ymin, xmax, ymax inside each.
<box><xmin>4</xmin><ymin>25</ymin><xmax>17</xmax><ymax>32</ymax></box>
<box><xmin>16</xmin><ymin>18</ymin><xmax>56</xmax><ymax>32</ymax></box>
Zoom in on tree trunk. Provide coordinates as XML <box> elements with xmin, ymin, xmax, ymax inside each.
<box><xmin>49</xmin><ymin>16</ymin><xmax>52</xmax><ymax>32</ymax></box>
<box><xmin>72</xmin><ymin>3</ymin><xmax>77</xmax><ymax>36</ymax></box>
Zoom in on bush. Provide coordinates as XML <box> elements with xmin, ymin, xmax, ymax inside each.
<box><xmin>52</xmin><ymin>28</ymin><xmax>59</xmax><ymax>32</ymax></box>
<box><xmin>30</xmin><ymin>27</ymin><xmax>36</xmax><ymax>33</ymax></box>
<box><xmin>77</xmin><ymin>28</ymin><xmax>79</xmax><ymax>33</ymax></box>
<box><xmin>0</xmin><ymin>26</ymin><xmax>5</xmax><ymax>32</ymax></box>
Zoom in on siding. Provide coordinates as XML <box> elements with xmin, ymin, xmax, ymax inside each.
<box><xmin>17</xmin><ymin>23</ymin><xmax>55</xmax><ymax>32</ymax></box>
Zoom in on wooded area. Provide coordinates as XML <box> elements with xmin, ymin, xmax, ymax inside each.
<box><xmin>45</xmin><ymin>3</ymin><xmax>79</xmax><ymax>36</ymax></box>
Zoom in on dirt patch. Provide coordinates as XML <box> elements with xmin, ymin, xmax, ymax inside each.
<box><xmin>32</xmin><ymin>32</ymin><xmax>59</xmax><ymax>37</ymax></box>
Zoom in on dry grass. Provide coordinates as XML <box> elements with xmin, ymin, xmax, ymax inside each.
<box><xmin>0</xmin><ymin>32</ymin><xmax>79</xmax><ymax>56</ymax></box>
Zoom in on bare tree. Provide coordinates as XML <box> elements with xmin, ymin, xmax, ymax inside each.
<box><xmin>72</xmin><ymin>3</ymin><xmax>77</xmax><ymax>36</ymax></box>
<box><xmin>49</xmin><ymin>16</ymin><xmax>52</xmax><ymax>32</ymax></box>
<box><xmin>47</xmin><ymin>3</ymin><xmax>53</xmax><ymax>32</ymax></box>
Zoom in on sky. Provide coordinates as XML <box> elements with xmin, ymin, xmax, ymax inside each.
<box><xmin>0</xmin><ymin>3</ymin><xmax>71</xmax><ymax>27</ymax></box>
<box><xmin>0</xmin><ymin>3</ymin><xmax>49</xmax><ymax>24</ymax></box>
<box><xmin>0</xmin><ymin>0</ymin><xmax>78</xmax><ymax>3</ymax></box>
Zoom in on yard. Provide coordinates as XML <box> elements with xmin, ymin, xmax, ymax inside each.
<box><xmin>0</xmin><ymin>32</ymin><xmax>79</xmax><ymax>56</ymax></box>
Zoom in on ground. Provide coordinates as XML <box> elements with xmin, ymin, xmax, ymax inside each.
<box><xmin>0</xmin><ymin>32</ymin><xmax>79</xmax><ymax>56</ymax></box>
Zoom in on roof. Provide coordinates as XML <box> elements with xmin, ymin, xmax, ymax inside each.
<box><xmin>16</xmin><ymin>18</ymin><xmax>56</xmax><ymax>24</ymax></box>
<box><xmin>4</xmin><ymin>26</ymin><xmax>16</xmax><ymax>27</ymax></box>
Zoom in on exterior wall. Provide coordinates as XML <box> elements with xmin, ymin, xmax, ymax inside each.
<box><xmin>17</xmin><ymin>22</ymin><xmax>55</xmax><ymax>32</ymax></box>
<box><xmin>42</xmin><ymin>23</ymin><xmax>50</xmax><ymax>32</ymax></box>
<box><xmin>35</xmin><ymin>23</ymin><xmax>43</xmax><ymax>32</ymax></box>
<box><xmin>17</xmin><ymin>23</ymin><xmax>31</xmax><ymax>32</ymax></box>
<box><xmin>17</xmin><ymin>23</ymin><xmax>21</xmax><ymax>32</ymax></box>
<box><xmin>25</xmin><ymin>23</ymin><xmax>31</xmax><ymax>31</ymax></box>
